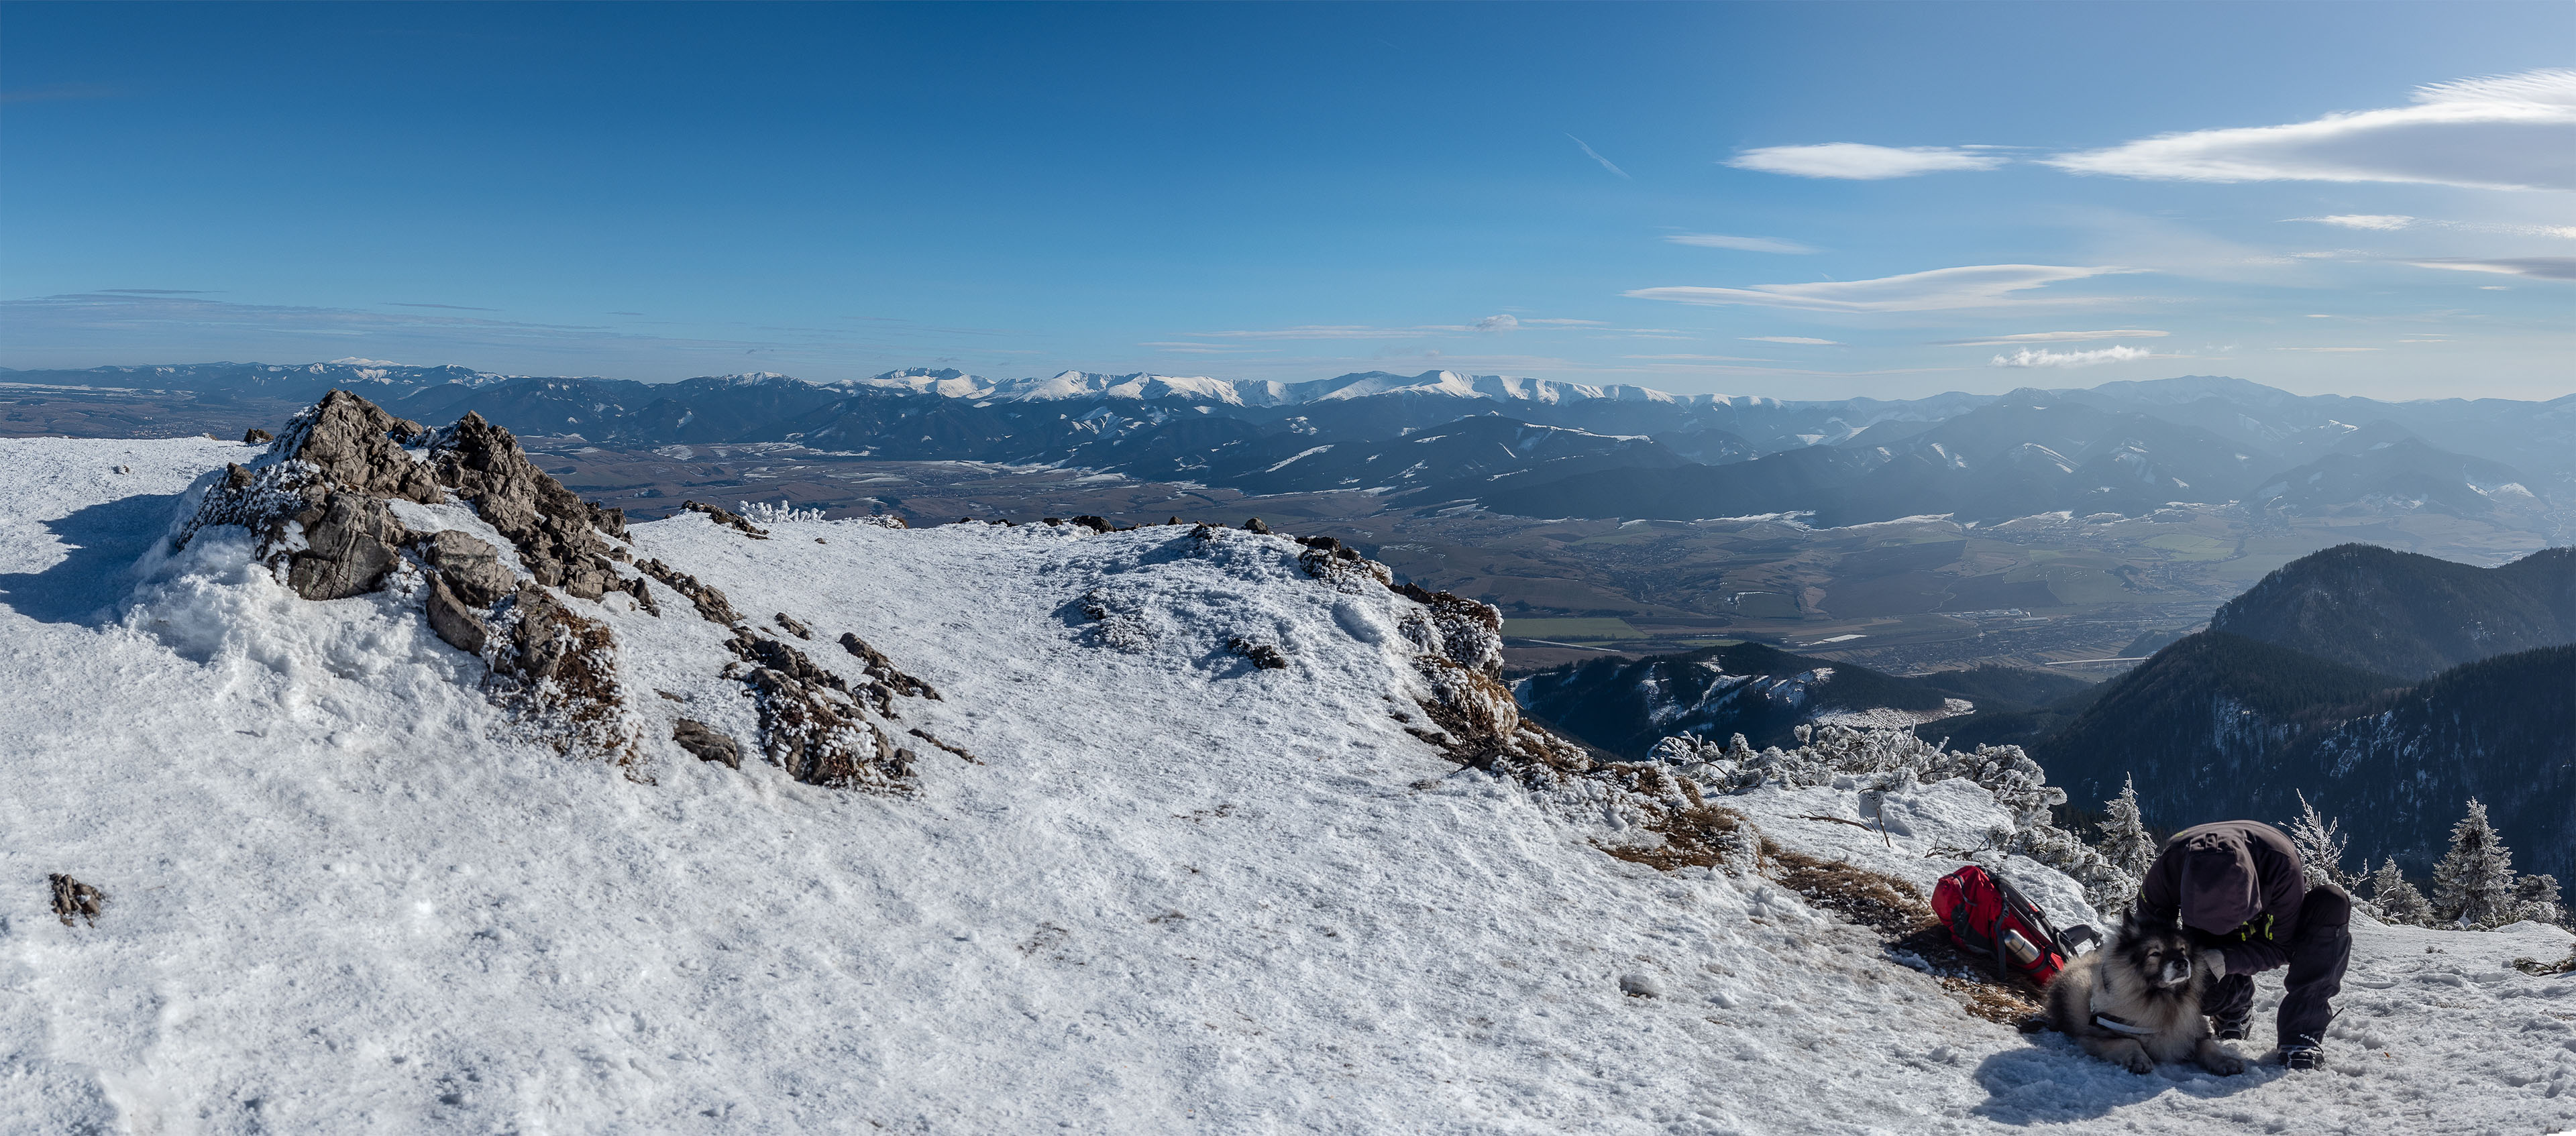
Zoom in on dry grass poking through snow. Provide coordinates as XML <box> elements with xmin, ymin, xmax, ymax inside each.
<box><xmin>1760</xmin><ymin>844</ymin><xmax>2047</xmax><ymax>1023</ymax></box>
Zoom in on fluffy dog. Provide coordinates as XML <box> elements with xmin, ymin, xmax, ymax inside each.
<box><xmin>2043</xmin><ymin>907</ymin><xmax>2247</xmax><ymax>1075</ymax></box>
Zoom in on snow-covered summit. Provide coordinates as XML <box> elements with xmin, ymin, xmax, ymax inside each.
<box><xmin>3</xmin><ymin>398</ymin><xmax>2570</xmax><ymax>1133</ymax></box>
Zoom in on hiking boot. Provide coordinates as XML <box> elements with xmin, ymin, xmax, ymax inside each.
<box><xmin>2280</xmin><ymin>1044</ymin><xmax>2324</xmax><ymax>1071</ymax></box>
<box><xmin>2208</xmin><ymin>1011</ymin><xmax>2249</xmax><ymax>1041</ymax></box>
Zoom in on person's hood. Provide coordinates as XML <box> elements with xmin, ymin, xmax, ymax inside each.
<box><xmin>2179</xmin><ymin>829</ymin><xmax>2261</xmax><ymax>933</ymax></box>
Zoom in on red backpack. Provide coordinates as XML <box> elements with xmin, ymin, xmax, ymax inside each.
<box><xmin>1931</xmin><ymin>864</ymin><xmax>2100</xmax><ymax>986</ymax></box>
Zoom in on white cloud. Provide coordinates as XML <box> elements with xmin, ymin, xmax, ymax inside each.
<box><xmin>1725</xmin><ymin>143</ymin><xmax>2006</xmax><ymax>180</ymax></box>
<box><xmin>1941</xmin><ymin>329</ymin><xmax>2169</xmax><ymax>347</ymax></box>
<box><xmin>2406</xmin><ymin>257</ymin><xmax>2576</xmax><ymax>281</ymax></box>
<box><xmin>1665</xmin><ymin>233</ymin><xmax>1819</xmax><ymax>254</ymax></box>
<box><xmin>1472</xmin><ymin>315</ymin><xmax>1519</xmax><ymax>331</ymax></box>
<box><xmin>1567</xmin><ymin>135</ymin><xmax>1631</xmax><ymax>180</ymax></box>
<box><xmin>2048</xmin><ymin>68</ymin><xmax>2576</xmax><ymax>190</ymax></box>
<box><xmin>1990</xmin><ymin>345</ymin><xmax>2158</xmax><ymax>367</ymax></box>
<box><xmin>2481</xmin><ymin>285</ymin><xmax>2512</xmax><ymax>290</ymax></box>
<box><xmin>2303</xmin><ymin>214</ymin><xmax>2416</xmax><ymax>230</ymax></box>
<box><xmin>2273</xmin><ymin>347</ymin><xmax>2381</xmax><ymax>353</ymax></box>
<box><xmin>1741</xmin><ymin>336</ymin><xmax>1839</xmax><ymax>345</ymax></box>
<box><xmin>1626</xmin><ymin>264</ymin><xmax>2135</xmax><ymax>313</ymax></box>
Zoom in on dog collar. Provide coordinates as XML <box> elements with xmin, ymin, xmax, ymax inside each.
<box><xmin>2092</xmin><ymin>1013</ymin><xmax>2157</xmax><ymax>1037</ymax></box>
<box><xmin>2088</xmin><ymin>986</ymin><xmax>2158</xmax><ymax>1036</ymax></box>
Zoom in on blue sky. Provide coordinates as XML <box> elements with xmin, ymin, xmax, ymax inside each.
<box><xmin>3</xmin><ymin>2</ymin><xmax>2569</xmax><ymax>400</ymax></box>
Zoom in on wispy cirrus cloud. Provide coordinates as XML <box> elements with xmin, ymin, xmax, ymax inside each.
<box><xmin>1990</xmin><ymin>345</ymin><xmax>2161</xmax><ymax>367</ymax></box>
<box><xmin>2405</xmin><ymin>257</ymin><xmax>2576</xmax><ymax>281</ymax></box>
<box><xmin>2290</xmin><ymin>215</ymin><xmax>2576</xmax><ymax>239</ymax></box>
<box><xmin>2301</xmin><ymin>214</ymin><xmax>2418</xmax><ymax>231</ymax></box>
<box><xmin>1742</xmin><ymin>336</ymin><xmax>1838</xmax><ymax>345</ymax></box>
<box><xmin>1940</xmin><ymin>329</ymin><xmax>2169</xmax><ymax>347</ymax></box>
<box><xmin>1727</xmin><ymin>143</ymin><xmax>2006</xmax><ymax>180</ymax></box>
<box><xmin>1627</xmin><ymin>264</ymin><xmax>2137</xmax><ymax>313</ymax></box>
<box><xmin>1566</xmin><ymin>134</ymin><xmax>1631</xmax><ymax>180</ymax></box>
<box><xmin>1665</xmin><ymin>233</ymin><xmax>1818</xmax><ymax>254</ymax></box>
<box><xmin>2049</xmin><ymin>68</ymin><xmax>2576</xmax><ymax>191</ymax></box>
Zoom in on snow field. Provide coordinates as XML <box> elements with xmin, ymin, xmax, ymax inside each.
<box><xmin>0</xmin><ymin>437</ymin><xmax>2568</xmax><ymax>1135</ymax></box>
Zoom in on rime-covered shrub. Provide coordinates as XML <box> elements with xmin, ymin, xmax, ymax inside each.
<box><xmin>1651</xmin><ymin>724</ymin><xmax>2132</xmax><ymax>912</ymax></box>
<box><xmin>739</xmin><ymin>500</ymin><xmax>829</xmax><ymax>524</ymax></box>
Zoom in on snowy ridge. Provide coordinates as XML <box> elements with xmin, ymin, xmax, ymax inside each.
<box><xmin>2</xmin><ymin>427</ymin><xmax>2571</xmax><ymax>1132</ymax></box>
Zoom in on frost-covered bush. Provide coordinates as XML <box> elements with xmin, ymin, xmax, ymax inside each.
<box><xmin>2512</xmin><ymin>873</ymin><xmax>2563</xmax><ymax>927</ymax></box>
<box><xmin>738</xmin><ymin>500</ymin><xmax>828</xmax><ymax>524</ymax></box>
<box><xmin>1651</xmin><ymin>724</ymin><xmax>2133</xmax><ymax>912</ymax></box>
<box><xmin>2285</xmin><ymin>790</ymin><xmax>2355</xmax><ymax>892</ymax></box>
<box><xmin>2367</xmin><ymin>858</ymin><xmax>2434</xmax><ymax>926</ymax></box>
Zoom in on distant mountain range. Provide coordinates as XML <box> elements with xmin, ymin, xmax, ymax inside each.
<box><xmin>7</xmin><ymin>361</ymin><xmax>2569</xmax><ymax>524</ymax></box>
<box><xmin>2032</xmin><ymin>545</ymin><xmax>2575</xmax><ymax>882</ymax></box>
<box><xmin>1516</xmin><ymin>543</ymin><xmax>2575</xmax><ymax>883</ymax></box>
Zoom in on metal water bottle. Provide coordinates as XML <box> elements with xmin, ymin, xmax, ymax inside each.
<box><xmin>2002</xmin><ymin>927</ymin><xmax>2041</xmax><ymax>966</ymax></box>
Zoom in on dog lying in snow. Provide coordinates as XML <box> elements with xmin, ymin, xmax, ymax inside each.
<box><xmin>2042</xmin><ymin>907</ymin><xmax>2247</xmax><ymax>1076</ymax></box>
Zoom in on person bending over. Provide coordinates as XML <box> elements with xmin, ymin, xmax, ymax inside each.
<box><xmin>2135</xmin><ymin>819</ymin><xmax>2351</xmax><ymax>1070</ymax></box>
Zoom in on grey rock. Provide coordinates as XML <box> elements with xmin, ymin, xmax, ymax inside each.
<box><xmin>420</xmin><ymin>530</ymin><xmax>513</xmax><ymax>607</ymax></box>
<box><xmin>672</xmin><ymin>719</ymin><xmax>742</xmax><ymax>769</ymax></box>
<box><xmin>286</xmin><ymin>492</ymin><xmax>408</xmax><ymax>600</ymax></box>
<box><xmin>423</xmin><ymin>571</ymin><xmax>489</xmax><ymax>655</ymax></box>
<box><xmin>280</xmin><ymin>390</ymin><xmax>441</xmax><ymax>504</ymax></box>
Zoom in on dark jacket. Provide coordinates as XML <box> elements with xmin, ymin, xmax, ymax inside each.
<box><xmin>2136</xmin><ymin>820</ymin><xmax>2307</xmax><ymax>974</ymax></box>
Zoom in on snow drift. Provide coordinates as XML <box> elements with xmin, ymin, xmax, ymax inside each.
<box><xmin>1</xmin><ymin>398</ymin><xmax>2571</xmax><ymax>1134</ymax></box>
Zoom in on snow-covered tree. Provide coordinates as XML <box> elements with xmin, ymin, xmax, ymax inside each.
<box><xmin>2513</xmin><ymin>873</ymin><xmax>2563</xmax><ymax>927</ymax></box>
<box><xmin>2367</xmin><ymin>858</ymin><xmax>2432</xmax><ymax>927</ymax></box>
<box><xmin>2431</xmin><ymin>797</ymin><xmax>2519</xmax><ymax>929</ymax></box>
<box><xmin>2097</xmin><ymin>776</ymin><xmax>2159</xmax><ymax>878</ymax></box>
<box><xmin>2285</xmin><ymin>789</ymin><xmax>2353</xmax><ymax>891</ymax></box>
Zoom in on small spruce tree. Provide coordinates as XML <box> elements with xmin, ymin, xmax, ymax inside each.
<box><xmin>2431</xmin><ymin>797</ymin><xmax>2518</xmax><ymax>929</ymax></box>
<box><xmin>2368</xmin><ymin>858</ymin><xmax>2432</xmax><ymax>926</ymax></box>
<box><xmin>2512</xmin><ymin>873</ymin><xmax>2563</xmax><ymax>927</ymax></box>
<box><xmin>2096</xmin><ymin>775</ymin><xmax>2159</xmax><ymax>878</ymax></box>
<box><xmin>2285</xmin><ymin>789</ymin><xmax>2352</xmax><ymax>891</ymax></box>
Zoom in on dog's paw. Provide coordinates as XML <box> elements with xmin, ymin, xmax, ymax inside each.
<box><xmin>2118</xmin><ymin>1049</ymin><xmax>2155</xmax><ymax>1074</ymax></box>
<box><xmin>2201</xmin><ymin>1048</ymin><xmax>2247</xmax><ymax>1076</ymax></box>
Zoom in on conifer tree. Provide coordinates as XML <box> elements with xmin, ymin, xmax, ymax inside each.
<box><xmin>2368</xmin><ymin>858</ymin><xmax>2432</xmax><ymax>926</ymax></box>
<box><xmin>2513</xmin><ymin>873</ymin><xmax>2563</xmax><ymax>927</ymax></box>
<box><xmin>2094</xmin><ymin>775</ymin><xmax>2158</xmax><ymax>909</ymax></box>
<box><xmin>2285</xmin><ymin>789</ymin><xmax>2352</xmax><ymax>891</ymax></box>
<box><xmin>2431</xmin><ymin>797</ymin><xmax>2518</xmax><ymax>929</ymax></box>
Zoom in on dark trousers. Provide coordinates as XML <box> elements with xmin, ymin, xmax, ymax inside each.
<box><xmin>2206</xmin><ymin>884</ymin><xmax>2351</xmax><ymax>1046</ymax></box>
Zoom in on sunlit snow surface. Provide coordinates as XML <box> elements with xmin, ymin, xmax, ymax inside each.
<box><xmin>1</xmin><ymin>437</ymin><xmax>2570</xmax><ymax>1134</ymax></box>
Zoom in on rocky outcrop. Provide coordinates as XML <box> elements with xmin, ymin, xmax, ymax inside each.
<box><xmin>672</xmin><ymin>719</ymin><xmax>742</xmax><ymax>769</ymax></box>
<box><xmin>682</xmin><ymin>500</ymin><xmax>769</xmax><ymax>539</ymax></box>
<box><xmin>839</xmin><ymin>631</ymin><xmax>941</xmax><ymax>703</ymax></box>
<box><xmin>486</xmin><ymin>584</ymin><xmax>631</xmax><ymax>760</ymax></box>
<box><xmin>285</xmin><ymin>492</ymin><xmax>411</xmax><ymax>601</ymax></box>
<box><xmin>177</xmin><ymin>391</ymin><xmax>641</xmax><ymax>762</ymax></box>
<box><xmin>727</xmin><ymin>631</ymin><xmax>916</xmax><ymax>793</ymax></box>
<box><xmin>48</xmin><ymin>874</ymin><xmax>105</xmax><ymax>927</ymax></box>
<box><xmin>431</xmin><ymin>412</ymin><xmax>626</xmax><ymax>599</ymax></box>
<box><xmin>637</xmin><ymin>558</ymin><xmax>742</xmax><ymax>624</ymax></box>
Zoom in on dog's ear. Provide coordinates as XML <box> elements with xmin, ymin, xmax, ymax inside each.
<box><xmin>2116</xmin><ymin>903</ymin><xmax>2151</xmax><ymax>941</ymax></box>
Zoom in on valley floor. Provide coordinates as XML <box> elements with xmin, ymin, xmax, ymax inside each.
<box><xmin>1</xmin><ymin>437</ymin><xmax>2569</xmax><ymax>1134</ymax></box>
